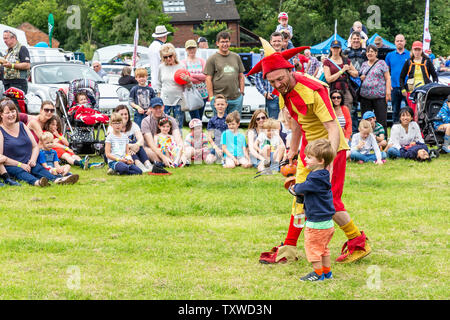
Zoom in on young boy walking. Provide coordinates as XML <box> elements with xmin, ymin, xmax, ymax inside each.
<box><xmin>289</xmin><ymin>139</ymin><xmax>336</xmax><ymax>281</ymax></box>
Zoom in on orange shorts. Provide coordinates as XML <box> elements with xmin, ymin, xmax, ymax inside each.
<box><xmin>304</xmin><ymin>227</ymin><xmax>335</xmax><ymax>262</ymax></box>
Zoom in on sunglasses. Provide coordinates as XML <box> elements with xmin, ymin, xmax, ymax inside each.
<box><xmin>163</xmin><ymin>55</ymin><xmax>173</xmax><ymax>60</ymax></box>
<box><xmin>256</xmin><ymin>116</ymin><xmax>267</xmax><ymax>121</ymax></box>
<box><xmin>331</xmin><ymin>96</ymin><xmax>342</xmax><ymax>100</ymax></box>
<box><xmin>43</xmin><ymin>108</ymin><xmax>55</xmax><ymax>113</ymax></box>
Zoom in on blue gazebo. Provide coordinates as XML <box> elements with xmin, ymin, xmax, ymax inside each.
<box><xmin>310</xmin><ymin>34</ymin><xmax>348</xmax><ymax>55</ymax></box>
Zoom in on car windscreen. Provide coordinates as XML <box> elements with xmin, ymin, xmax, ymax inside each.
<box><xmin>34</xmin><ymin>64</ymin><xmax>103</xmax><ymax>84</ymax></box>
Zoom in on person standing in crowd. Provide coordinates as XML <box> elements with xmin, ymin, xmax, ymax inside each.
<box><xmin>323</xmin><ymin>40</ymin><xmax>358</xmax><ymax>120</ymax></box>
<box><xmin>197</xmin><ymin>37</ymin><xmax>209</xmax><ymax>49</ymax></box>
<box><xmin>155</xmin><ymin>43</ymin><xmax>189</xmax><ymax>131</ymax></box>
<box><xmin>304</xmin><ymin>49</ymin><xmax>320</xmax><ymax>78</ymax></box>
<box><xmin>1</xmin><ymin>30</ymin><xmax>30</xmax><ymax>93</ymax></box>
<box><xmin>149</xmin><ymin>25</ymin><xmax>171</xmax><ymax>89</ymax></box>
<box><xmin>359</xmin><ymin>45</ymin><xmax>391</xmax><ymax>135</ymax></box>
<box><xmin>400</xmin><ymin>41</ymin><xmax>438</xmax><ymax>117</ymax></box>
<box><xmin>374</xmin><ymin>36</ymin><xmax>389</xmax><ymax>49</ymax></box>
<box><xmin>92</xmin><ymin>61</ymin><xmax>107</xmax><ymax>79</ymax></box>
<box><xmin>385</xmin><ymin>34</ymin><xmax>410</xmax><ymax>123</ymax></box>
<box><xmin>118</xmin><ymin>66</ymin><xmax>138</xmax><ymax>86</ymax></box>
<box><xmin>181</xmin><ymin>39</ymin><xmax>208</xmax><ymax>121</ymax></box>
<box><xmin>205</xmin><ymin>31</ymin><xmax>245</xmax><ymax>116</ymax></box>
<box><xmin>255</xmin><ymin>32</ymin><xmax>284</xmax><ymax>119</ymax></box>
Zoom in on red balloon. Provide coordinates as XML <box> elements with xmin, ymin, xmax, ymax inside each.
<box><xmin>174</xmin><ymin>69</ymin><xmax>190</xmax><ymax>85</ymax></box>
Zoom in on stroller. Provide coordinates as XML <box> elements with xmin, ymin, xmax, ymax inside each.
<box><xmin>411</xmin><ymin>83</ymin><xmax>450</xmax><ymax>155</ymax></box>
<box><xmin>55</xmin><ymin>79</ymin><xmax>109</xmax><ymax>156</ymax></box>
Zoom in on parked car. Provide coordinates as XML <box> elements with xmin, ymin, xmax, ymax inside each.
<box><xmin>198</xmin><ymin>76</ymin><xmax>265</xmax><ymax>125</ymax></box>
<box><xmin>26</xmin><ymin>62</ymin><xmax>130</xmax><ymax>114</ymax></box>
<box><xmin>438</xmin><ymin>71</ymin><xmax>450</xmax><ymax>86</ymax></box>
<box><xmin>101</xmin><ymin>63</ymin><xmax>130</xmax><ymax>85</ymax></box>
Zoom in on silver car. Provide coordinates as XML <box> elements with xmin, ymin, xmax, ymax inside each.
<box><xmin>26</xmin><ymin>62</ymin><xmax>130</xmax><ymax>114</ymax></box>
<box><xmin>200</xmin><ymin>76</ymin><xmax>266</xmax><ymax>124</ymax></box>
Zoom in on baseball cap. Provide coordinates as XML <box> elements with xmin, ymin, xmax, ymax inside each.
<box><xmin>197</xmin><ymin>37</ymin><xmax>207</xmax><ymax>44</ymax></box>
<box><xmin>185</xmin><ymin>39</ymin><xmax>197</xmax><ymax>49</ymax></box>
<box><xmin>330</xmin><ymin>40</ymin><xmax>342</xmax><ymax>48</ymax></box>
<box><xmin>412</xmin><ymin>41</ymin><xmax>423</xmax><ymax>50</ymax></box>
<box><xmin>362</xmin><ymin>111</ymin><xmax>376</xmax><ymax>120</ymax></box>
<box><xmin>189</xmin><ymin>118</ymin><xmax>202</xmax><ymax>129</ymax></box>
<box><xmin>150</xmin><ymin>97</ymin><xmax>164</xmax><ymax>108</ymax></box>
<box><xmin>278</xmin><ymin>12</ymin><xmax>288</xmax><ymax>19</ymax></box>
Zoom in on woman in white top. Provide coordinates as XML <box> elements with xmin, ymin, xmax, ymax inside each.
<box><xmin>387</xmin><ymin>107</ymin><xmax>424</xmax><ymax>158</ymax></box>
<box><xmin>155</xmin><ymin>43</ymin><xmax>192</xmax><ymax>131</ymax></box>
<box><xmin>107</xmin><ymin>105</ymin><xmax>153</xmax><ymax>172</ymax></box>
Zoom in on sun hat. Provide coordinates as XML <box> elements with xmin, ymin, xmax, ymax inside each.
<box><xmin>278</xmin><ymin>12</ymin><xmax>288</xmax><ymax>19</ymax></box>
<box><xmin>185</xmin><ymin>39</ymin><xmax>197</xmax><ymax>49</ymax></box>
<box><xmin>362</xmin><ymin>111</ymin><xmax>376</xmax><ymax>120</ymax></box>
<box><xmin>412</xmin><ymin>41</ymin><xmax>423</xmax><ymax>50</ymax></box>
<box><xmin>150</xmin><ymin>97</ymin><xmax>164</xmax><ymax>108</ymax></box>
<box><xmin>330</xmin><ymin>40</ymin><xmax>342</xmax><ymax>48</ymax></box>
<box><xmin>152</xmin><ymin>25</ymin><xmax>171</xmax><ymax>38</ymax></box>
<box><xmin>189</xmin><ymin>118</ymin><xmax>202</xmax><ymax>129</ymax></box>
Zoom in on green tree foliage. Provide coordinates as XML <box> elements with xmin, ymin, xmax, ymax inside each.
<box><xmin>195</xmin><ymin>20</ymin><xmax>231</xmax><ymax>47</ymax></box>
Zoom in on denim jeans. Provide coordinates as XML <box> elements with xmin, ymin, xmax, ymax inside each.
<box><xmin>133</xmin><ymin>111</ymin><xmax>146</xmax><ymax>128</ymax></box>
<box><xmin>211</xmin><ymin>94</ymin><xmax>243</xmax><ymax>117</ymax></box>
<box><xmin>265</xmin><ymin>96</ymin><xmax>280</xmax><ymax>119</ymax></box>
<box><xmin>164</xmin><ymin>105</ymin><xmax>184</xmax><ymax>131</ymax></box>
<box><xmin>391</xmin><ymin>87</ymin><xmax>406</xmax><ymax>123</ymax></box>
<box><xmin>5</xmin><ymin>163</ymin><xmax>58</xmax><ymax>185</ymax></box>
<box><xmin>189</xmin><ymin>98</ymin><xmax>207</xmax><ymax>121</ymax></box>
<box><xmin>132</xmin><ymin>146</ymin><xmax>150</xmax><ymax>163</ymax></box>
<box><xmin>108</xmin><ymin>161</ymin><xmax>142</xmax><ymax>175</ymax></box>
<box><xmin>387</xmin><ymin>147</ymin><xmax>401</xmax><ymax>158</ymax></box>
<box><xmin>350</xmin><ymin>151</ymin><xmax>387</xmax><ymax>162</ymax></box>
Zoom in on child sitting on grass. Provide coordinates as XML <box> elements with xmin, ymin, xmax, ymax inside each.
<box><xmin>207</xmin><ymin>94</ymin><xmax>228</xmax><ymax>164</ymax></box>
<box><xmin>400</xmin><ymin>142</ymin><xmax>431</xmax><ymax>162</ymax></box>
<box><xmin>350</xmin><ymin>119</ymin><xmax>386</xmax><ymax>165</ymax></box>
<box><xmin>255</xmin><ymin>118</ymin><xmax>285</xmax><ymax>172</ymax></box>
<box><xmin>184</xmin><ymin>118</ymin><xmax>215</xmax><ymax>165</ymax></box>
<box><xmin>38</xmin><ymin>132</ymin><xmax>79</xmax><ymax>184</ymax></box>
<box><xmin>105</xmin><ymin>113</ymin><xmax>142</xmax><ymax>175</ymax></box>
<box><xmin>289</xmin><ymin>139</ymin><xmax>336</xmax><ymax>282</ymax></box>
<box><xmin>154</xmin><ymin>117</ymin><xmax>186</xmax><ymax>168</ymax></box>
<box><xmin>221</xmin><ymin>111</ymin><xmax>252</xmax><ymax>169</ymax></box>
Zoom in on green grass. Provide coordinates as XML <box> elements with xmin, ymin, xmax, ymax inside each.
<box><xmin>0</xmin><ymin>154</ymin><xmax>449</xmax><ymax>300</ymax></box>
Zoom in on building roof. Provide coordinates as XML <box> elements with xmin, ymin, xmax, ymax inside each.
<box><xmin>18</xmin><ymin>22</ymin><xmax>60</xmax><ymax>48</ymax></box>
<box><xmin>166</xmin><ymin>0</ymin><xmax>240</xmax><ymax>23</ymax></box>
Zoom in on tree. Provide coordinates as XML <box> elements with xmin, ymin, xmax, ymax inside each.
<box><xmin>195</xmin><ymin>20</ymin><xmax>231</xmax><ymax>47</ymax></box>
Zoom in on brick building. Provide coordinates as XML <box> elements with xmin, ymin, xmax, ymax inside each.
<box><xmin>164</xmin><ymin>0</ymin><xmax>240</xmax><ymax>48</ymax></box>
<box><xmin>18</xmin><ymin>22</ymin><xmax>60</xmax><ymax>48</ymax></box>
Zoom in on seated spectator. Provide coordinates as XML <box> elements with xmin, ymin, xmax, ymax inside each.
<box><xmin>43</xmin><ymin>115</ymin><xmax>91</xmax><ymax>170</ymax></box>
<box><xmin>247</xmin><ymin>109</ymin><xmax>269</xmax><ymax>171</ymax></box>
<box><xmin>350</xmin><ymin>119</ymin><xmax>386</xmax><ymax>164</ymax></box>
<box><xmin>105</xmin><ymin>112</ymin><xmax>142</xmax><ymax>176</ymax></box>
<box><xmin>184</xmin><ymin>118</ymin><xmax>214</xmax><ymax>164</ymax></box>
<box><xmin>141</xmin><ymin>97</ymin><xmax>184</xmax><ymax>168</ymax></box>
<box><xmin>27</xmin><ymin>100</ymin><xmax>57</xmax><ymax>143</ymax></box>
<box><xmin>362</xmin><ymin>111</ymin><xmax>387</xmax><ymax>151</ymax></box>
<box><xmin>206</xmin><ymin>94</ymin><xmax>228</xmax><ymax>164</ymax></box>
<box><xmin>108</xmin><ymin>105</ymin><xmax>157</xmax><ymax>173</ymax></box>
<box><xmin>433</xmin><ymin>96</ymin><xmax>450</xmax><ymax>153</ymax></box>
<box><xmin>255</xmin><ymin>118</ymin><xmax>285</xmax><ymax>171</ymax></box>
<box><xmin>154</xmin><ymin>117</ymin><xmax>187</xmax><ymax>168</ymax></box>
<box><xmin>221</xmin><ymin>111</ymin><xmax>252</xmax><ymax>169</ymax></box>
<box><xmin>68</xmin><ymin>93</ymin><xmax>109</xmax><ymax>126</ymax></box>
<box><xmin>0</xmin><ymin>99</ymin><xmax>74</xmax><ymax>186</ymax></box>
<box><xmin>399</xmin><ymin>142</ymin><xmax>431</xmax><ymax>161</ymax></box>
<box><xmin>278</xmin><ymin>108</ymin><xmax>293</xmax><ymax>152</ymax></box>
<box><xmin>386</xmin><ymin>107</ymin><xmax>424</xmax><ymax>158</ymax></box>
<box><xmin>38</xmin><ymin>132</ymin><xmax>79</xmax><ymax>183</ymax></box>
<box><xmin>118</xmin><ymin>66</ymin><xmax>138</xmax><ymax>86</ymax></box>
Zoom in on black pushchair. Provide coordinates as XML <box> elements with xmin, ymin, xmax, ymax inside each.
<box><xmin>410</xmin><ymin>83</ymin><xmax>450</xmax><ymax>155</ymax></box>
<box><xmin>55</xmin><ymin>79</ymin><xmax>108</xmax><ymax>156</ymax></box>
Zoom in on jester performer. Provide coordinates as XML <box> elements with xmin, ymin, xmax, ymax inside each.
<box><xmin>249</xmin><ymin>39</ymin><xmax>371</xmax><ymax>264</ymax></box>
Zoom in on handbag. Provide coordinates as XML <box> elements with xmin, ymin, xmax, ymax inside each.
<box><xmin>182</xmin><ymin>86</ymin><xmax>204</xmax><ymax>111</ymax></box>
<box><xmin>356</xmin><ymin>60</ymin><xmax>379</xmax><ymax>101</ymax></box>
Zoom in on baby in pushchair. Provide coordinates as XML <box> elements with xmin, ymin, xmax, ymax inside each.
<box><xmin>68</xmin><ymin>91</ymin><xmax>109</xmax><ymax>125</ymax></box>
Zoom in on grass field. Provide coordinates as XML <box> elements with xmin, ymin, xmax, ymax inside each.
<box><xmin>0</xmin><ymin>154</ymin><xmax>449</xmax><ymax>300</ymax></box>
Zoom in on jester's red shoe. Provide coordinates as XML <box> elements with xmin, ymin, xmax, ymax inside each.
<box><xmin>336</xmin><ymin>231</ymin><xmax>372</xmax><ymax>263</ymax></box>
<box><xmin>259</xmin><ymin>243</ymin><xmax>299</xmax><ymax>264</ymax></box>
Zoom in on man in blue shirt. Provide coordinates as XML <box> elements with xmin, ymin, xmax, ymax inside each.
<box><xmin>254</xmin><ymin>32</ymin><xmax>284</xmax><ymax>119</ymax></box>
<box><xmin>385</xmin><ymin>34</ymin><xmax>410</xmax><ymax>123</ymax></box>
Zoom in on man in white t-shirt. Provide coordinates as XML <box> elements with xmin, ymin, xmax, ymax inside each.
<box><xmin>149</xmin><ymin>25</ymin><xmax>171</xmax><ymax>89</ymax></box>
